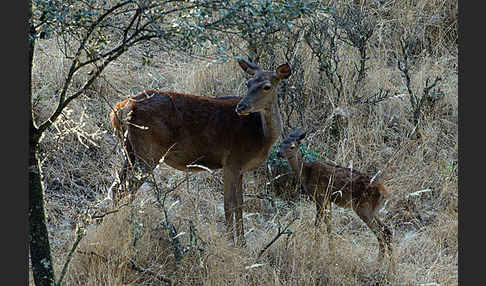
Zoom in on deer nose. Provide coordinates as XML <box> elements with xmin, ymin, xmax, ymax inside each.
<box><xmin>236</xmin><ymin>102</ymin><xmax>249</xmax><ymax>115</ymax></box>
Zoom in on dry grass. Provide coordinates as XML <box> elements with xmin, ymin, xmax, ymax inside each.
<box><xmin>30</xmin><ymin>1</ymin><xmax>457</xmax><ymax>285</ymax></box>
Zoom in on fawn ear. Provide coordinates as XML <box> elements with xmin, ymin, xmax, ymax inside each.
<box><xmin>297</xmin><ymin>131</ymin><xmax>307</xmax><ymax>141</ymax></box>
<box><xmin>276</xmin><ymin>63</ymin><xmax>291</xmax><ymax>79</ymax></box>
<box><xmin>238</xmin><ymin>58</ymin><xmax>259</xmax><ymax>75</ymax></box>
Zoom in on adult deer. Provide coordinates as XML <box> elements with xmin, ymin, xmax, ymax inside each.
<box><xmin>109</xmin><ymin>59</ymin><xmax>291</xmax><ymax>246</ymax></box>
<box><xmin>277</xmin><ymin>129</ymin><xmax>393</xmax><ymax>263</ymax></box>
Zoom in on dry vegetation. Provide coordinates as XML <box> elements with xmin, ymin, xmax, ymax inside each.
<box><xmin>31</xmin><ymin>0</ymin><xmax>457</xmax><ymax>285</ymax></box>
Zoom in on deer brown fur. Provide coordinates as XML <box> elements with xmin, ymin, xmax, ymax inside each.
<box><xmin>277</xmin><ymin>129</ymin><xmax>393</xmax><ymax>262</ymax></box>
<box><xmin>109</xmin><ymin>59</ymin><xmax>291</xmax><ymax>246</ymax></box>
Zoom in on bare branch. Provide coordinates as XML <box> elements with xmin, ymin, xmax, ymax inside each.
<box><xmin>256</xmin><ymin>216</ymin><xmax>298</xmax><ymax>263</ymax></box>
<box><xmin>33</xmin><ymin>1</ymin><xmax>137</xmax><ymax>136</ymax></box>
<box><xmin>56</xmin><ymin>225</ymin><xmax>86</xmax><ymax>286</ymax></box>
<box><xmin>91</xmin><ymin>202</ymin><xmax>130</xmax><ymax>220</ymax></box>
<box><xmin>423</xmin><ymin>76</ymin><xmax>442</xmax><ymax>95</ymax></box>
<box><xmin>128</xmin><ymin>259</ymin><xmax>173</xmax><ymax>285</ymax></box>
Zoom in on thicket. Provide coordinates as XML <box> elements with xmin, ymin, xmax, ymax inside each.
<box><xmin>29</xmin><ymin>0</ymin><xmax>458</xmax><ymax>285</ymax></box>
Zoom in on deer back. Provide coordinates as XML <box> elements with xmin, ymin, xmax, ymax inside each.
<box><xmin>303</xmin><ymin>161</ymin><xmax>388</xmax><ymax>210</ymax></box>
<box><xmin>110</xmin><ymin>90</ymin><xmax>272</xmax><ymax>171</ymax></box>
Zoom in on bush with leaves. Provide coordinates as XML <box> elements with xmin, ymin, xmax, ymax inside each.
<box><xmin>29</xmin><ymin>1</ymin><xmax>315</xmax><ymax>285</ymax></box>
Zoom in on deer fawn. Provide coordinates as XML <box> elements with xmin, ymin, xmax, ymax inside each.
<box><xmin>277</xmin><ymin>129</ymin><xmax>393</xmax><ymax>262</ymax></box>
<box><xmin>109</xmin><ymin>58</ymin><xmax>291</xmax><ymax>246</ymax></box>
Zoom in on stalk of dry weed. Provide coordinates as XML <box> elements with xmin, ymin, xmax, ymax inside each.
<box><xmin>33</xmin><ymin>1</ymin><xmax>457</xmax><ymax>284</ymax></box>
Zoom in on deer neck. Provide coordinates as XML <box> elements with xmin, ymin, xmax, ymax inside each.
<box><xmin>288</xmin><ymin>151</ymin><xmax>308</xmax><ymax>190</ymax></box>
<box><xmin>260</xmin><ymin>95</ymin><xmax>283</xmax><ymax>146</ymax></box>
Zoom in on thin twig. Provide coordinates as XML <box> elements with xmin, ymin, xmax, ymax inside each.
<box><xmin>256</xmin><ymin>216</ymin><xmax>298</xmax><ymax>262</ymax></box>
<box><xmin>423</xmin><ymin>77</ymin><xmax>442</xmax><ymax>96</ymax></box>
<box><xmin>76</xmin><ymin>250</ymin><xmax>108</xmax><ymax>262</ymax></box>
<box><xmin>91</xmin><ymin>202</ymin><xmax>130</xmax><ymax>219</ymax></box>
<box><xmin>56</xmin><ymin>224</ymin><xmax>87</xmax><ymax>285</ymax></box>
<box><xmin>128</xmin><ymin>259</ymin><xmax>173</xmax><ymax>285</ymax></box>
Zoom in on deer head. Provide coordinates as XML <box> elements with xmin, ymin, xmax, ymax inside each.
<box><xmin>236</xmin><ymin>59</ymin><xmax>291</xmax><ymax>116</ymax></box>
<box><xmin>277</xmin><ymin>129</ymin><xmax>307</xmax><ymax>159</ymax></box>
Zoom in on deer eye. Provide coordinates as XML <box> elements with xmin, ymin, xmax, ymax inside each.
<box><xmin>262</xmin><ymin>85</ymin><xmax>272</xmax><ymax>91</ymax></box>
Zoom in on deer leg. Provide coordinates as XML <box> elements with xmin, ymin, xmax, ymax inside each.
<box><xmin>355</xmin><ymin>207</ymin><xmax>386</xmax><ymax>263</ymax></box>
<box><xmin>112</xmin><ymin>144</ymin><xmax>135</xmax><ymax>207</ymax></box>
<box><xmin>323</xmin><ymin>200</ymin><xmax>334</xmax><ymax>256</ymax></box>
<box><xmin>113</xmin><ymin>130</ymin><xmax>136</xmax><ymax>207</ymax></box>
<box><xmin>235</xmin><ymin>173</ymin><xmax>246</xmax><ymax>247</ymax></box>
<box><xmin>374</xmin><ymin>216</ymin><xmax>393</xmax><ymax>258</ymax></box>
<box><xmin>315</xmin><ymin>201</ymin><xmax>323</xmax><ymax>227</ymax></box>
<box><xmin>374</xmin><ymin>216</ymin><xmax>396</xmax><ymax>274</ymax></box>
<box><xmin>114</xmin><ymin>133</ymin><xmax>160</xmax><ymax>207</ymax></box>
<box><xmin>223</xmin><ymin>167</ymin><xmax>237</xmax><ymax>245</ymax></box>
<box><xmin>126</xmin><ymin>171</ymin><xmax>146</xmax><ymax>204</ymax></box>
<box><xmin>315</xmin><ymin>197</ymin><xmax>325</xmax><ymax>228</ymax></box>
<box><xmin>113</xmin><ymin>161</ymin><xmax>148</xmax><ymax>206</ymax></box>
<box><xmin>313</xmin><ymin>200</ymin><xmax>325</xmax><ymax>244</ymax></box>
<box><xmin>112</xmin><ymin>163</ymin><xmax>125</xmax><ymax>206</ymax></box>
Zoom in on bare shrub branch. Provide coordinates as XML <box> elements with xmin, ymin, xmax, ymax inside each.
<box><xmin>395</xmin><ymin>34</ymin><xmax>444</xmax><ymax>126</ymax></box>
<box><xmin>256</xmin><ymin>216</ymin><xmax>298</xmax><ymax>263</ymax></box>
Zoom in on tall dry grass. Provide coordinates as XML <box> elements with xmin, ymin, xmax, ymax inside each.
<box><xmin>30</xmin><ymin>0</ymin><xmax>457</xmax><ymax>285</ymax></box>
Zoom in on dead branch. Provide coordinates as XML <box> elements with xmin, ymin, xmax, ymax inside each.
<box><xmin>256</xmin><ymin>216</ymin><xmax>299</xmax><ymax>263</ymax></box>
<box><xmin>56</xmin><ymin>218</ymin><xmax>88</xmax><ymax>286</ymax></box>
<box><xmin>396</xmin><ymin>35</ymin><xmax>443</xmax><ymax>126</ymax></box>
<box><xmin>76</xmin><ymin>250</ymin><xmax>108</xmax><ymax>263</ymax></box>
<box><xmin>129</xmin><ymin>259</ymin><xmax>173</xmax><ymax>285</ymax></box>
<box><xmin>91</xmin><ymin>202</ymin><xmax>130</xmax><ymax>220</ymax></box>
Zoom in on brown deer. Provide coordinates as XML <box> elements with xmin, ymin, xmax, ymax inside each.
<box><xmin>276</xmin><ymin>129</ymin><xmax>393</xmax><ymax>262</ymax></box>
<box><xmin>109</xmin><ymin>59</ymin><xmax>291</xmax><ymax>246</ymax></box>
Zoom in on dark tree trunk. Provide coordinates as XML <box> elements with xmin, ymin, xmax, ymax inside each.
<box><xmin>28</xmin><ymin>1</ymin><xmax>56</xmax><ymax>284</ymax></box>
<box><xmin>29</xmin><ymin>140</ymin><xmax>56</xmax><ymax>286</ymax></box>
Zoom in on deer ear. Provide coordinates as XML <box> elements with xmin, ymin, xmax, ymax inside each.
<box><xmin>298</xmin><ymin>131</ymin><xmax>307</xmax><ymax>141</ymax></box>
<box><xmin>276</xmin><ymin>63</ymin><xmax>291</xmax><ymax>79</ymax></box>
<box><xmin>238</xmin><ymin>58</ymin><xmax>259</xmax><ymax>75</ymax></box>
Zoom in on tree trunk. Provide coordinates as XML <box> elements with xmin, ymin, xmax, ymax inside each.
<box><xmin>29</xmin><ymin>139</ymin><xmax>56</xmax><ymax>286</ymax></box>
<box><xmin>28</xmin><ymin>0</ymin><xmax>56</xmax><ymax>284</ymax></box>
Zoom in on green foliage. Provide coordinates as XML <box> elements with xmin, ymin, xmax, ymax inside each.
<box><xmin>31</xmin><ymin>0</ymin><xmax>100</xmax><ymax>39</ymax></box>
<box><xmin>267</xmin><ymin>145</ymin><xmax>289</xmax><ymax>169</ymax></box>
<box><xmin>437</xmin><ymin>158</ymin><xmax>457</xmax><ymax>184</ymax></box>
<box><xmin>299</xmin><ymin>145</ymin><xmax>326</xmax><ymax>162</ymax></box>
<box><xmin>31</xmin><ymin>0</ymin><xmax>316</xmax><ymax>62</ymax></box>
<box><xmin>177</xmin><ymin>0</ymin><xmax>316</xmax><ymax>60</ymax></box>
<box><xmin>31</xmin><ymin>1</ymin><xmax>458</xmax><ymax>285</ymax></box>
<box><xmin>266</xmin><ymin>144</ymin><xmax>327</xmax><ymax>171</ymax></box>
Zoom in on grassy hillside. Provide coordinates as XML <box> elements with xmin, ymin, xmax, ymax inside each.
<box><xmin>30</xmin><ymin>0</ymin><xmax>457</xmax><ymax>285</ymax></box>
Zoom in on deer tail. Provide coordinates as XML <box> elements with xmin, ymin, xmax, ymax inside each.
<box><xmin>110</xmin><ymin>99</ymin><xmax>132</xmax><ymax>140</ymax></box>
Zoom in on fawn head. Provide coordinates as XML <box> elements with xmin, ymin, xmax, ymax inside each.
<box><xmin>277</xmin><ymin>129</ymin><xmax>307</xmax><ymax>159</ymax></box>
<box><xmin>236</xmin><ymin>59</ymin><xmax>291</xmax><ymax>116</ymax></box>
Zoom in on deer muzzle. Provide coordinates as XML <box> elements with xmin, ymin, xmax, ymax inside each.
<box><xmin>235</xmin><ymin>102</ymin><xmax>251</xmax><ymax>116</ymax></box>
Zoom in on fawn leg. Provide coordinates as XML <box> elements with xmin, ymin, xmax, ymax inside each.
<box><xmin>323</xmin><ymin>200</ymin><xmax>334</xmax><ymax>256</ymax></box>
<box><xmin>355</xmin><ymin>206</ymin><xmax>386</xmax><ymax>263</ymax></box>
<box><xmin>374</xmin><ymin>217</ymin><xmax>393</xmax><ymax>257</ymax></box>
<box><xmin>313</xmin><ymin>200</ymin><xmax>325</xmax><ymax>247</ymax></box>
<box><xmin>375</xmin><ymin>216</ymin><xmax>395</xmax><ymax>272</ymax></box>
